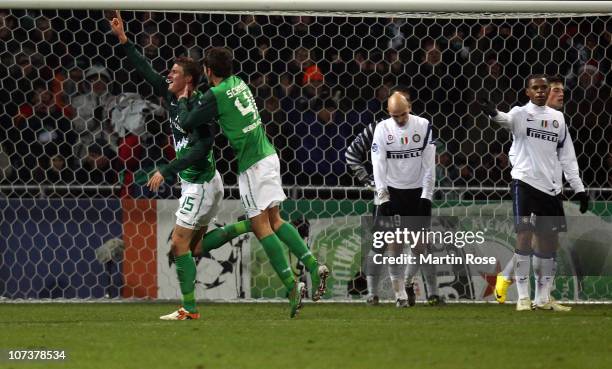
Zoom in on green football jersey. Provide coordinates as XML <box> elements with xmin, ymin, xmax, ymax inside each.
<box><xmin>180</xmin><ymin>75</ymin><xmax>276</xmax><ymax>173</ymax></box>
<box><xmin>122</xmin><ymin>41</ymin><xmax>215</xmax><ymax>183</ymax></box>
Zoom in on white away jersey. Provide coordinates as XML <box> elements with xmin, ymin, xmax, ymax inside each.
<box><xmin>493</xmin><ymin>101</ymin><xmax>584</xmax><ymax>195</ymax></box>
<box><xmin>371</xmin><ymin>115</ymin><xmax>436</xmax><ymax>201</ymax></box>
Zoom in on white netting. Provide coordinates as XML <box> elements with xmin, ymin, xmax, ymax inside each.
<box><xmin>0</xmin><ymin>8</ymin><xmax>610</xmax><ymax>301</ymax></box>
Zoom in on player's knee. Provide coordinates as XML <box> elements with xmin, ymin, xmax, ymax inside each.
<box><xmin>253</xmin><ymin>226</ymin><xmax>273</xmax><ymax>240</ymax></box>
<box><xmin>516</xmin><ymin>231</ymin><xmax>533</xmax><ymax>252</ymax></box>
<box><xmin>271</xmin><ymin>218</ymin><xmax>285</xmax><ymax>232</ymax></box>
<box><xmin>171</xmin><ymin>234</ymin><xmax>191</xmax><ymax>256</ymax></box>
<box><xmin>251</xmin><ymin>212</ymin><xmax>274</xmax><ymax>239</ymax></box>
<box><xmin>191</xmin><ymin>242</ymin><xmax>203</xmax><ymax>257</ymax></box>
<box><xmin>534</xmin><ymin>232</ymin><xmax>559</xmax><ymax>253</ymax></box>
<box><xmin>411</xmin><ymin>242</ymin><xmax>427</xmax><ymax>255</ymax></box>
<box><xmin>268</xmin><ymin>207</ymin><xmax>284</xmax><ymax>231</ymax></box>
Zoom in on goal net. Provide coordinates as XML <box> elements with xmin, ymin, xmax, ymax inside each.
<box><xmin>1</xmin><ymin>2</ymin><xmax>610</xmax><ymax>302</ymax></box>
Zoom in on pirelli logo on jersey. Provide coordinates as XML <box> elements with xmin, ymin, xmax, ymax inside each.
<box><xmin>526</xmin><ymin>127</ymin><xmax>559</xmax><ymax>142</ymax></box>
<box><xmin>386</xmin><ymin>148</ymin><xmax>422</xmax><ymax>159</ymax></box>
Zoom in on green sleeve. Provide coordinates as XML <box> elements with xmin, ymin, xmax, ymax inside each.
<box><xmin>158</xmin><ymin>97</ymin><xmax>215</xmax><ymax>178</ymax></box>
<box><xmin>157</xmin><ymin>136</ymin><xmax>213</xmax><ymax>179</ymax></box>
<box><xmin>179</xmin><ymin>90</ymin><xmax>218</xmax><ymax>130</ymax></box>
<box><xmin>121</xmin><ymin>41</ymin><xmax>167</xmax><ymax>97</ymax></box>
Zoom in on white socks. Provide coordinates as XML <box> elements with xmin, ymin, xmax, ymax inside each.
<box><xmin>366</xmin><ymin>249</ymin><xmax>383</xmax><ymax>297</ymax></box>
<box><xmin>514</xmin><ymin>252</ymin><xmax>532</xmax><ymax>300</ymax></box>
<box><xmin>501</xmin><ymin>254</ymin><xmax>515</xmax><ymax>280</ymax></box>
<box><xmin>421</xmin><ymin>262</ymin><xmax>439</xmax><ymax>296</ymax></box>
<box><xmin>533</xmin><ymin>253</ymin><xmax>556</xmax><ymax>305</ymax></box>
<box><xmin>404</xmin><ymin>249</ymin><xmax>438</xmax><ymax>297</ymax></box>
<box><xmin>512</xmin><ymin>251</ymin><xmax>557</xmax><ymax>303</ymax></box>
<box><xmin>391</xmin><ymin>276</ymin><xmax>408</xmax><ymax>300</ymax></box>
<box><xmin>366</xmin><ymin>275</ymin><xmax>380</xmax><ymax>297</ymax></box>
<box><xmin>367</xmin><ymin>247</ymin><xmax>440</xmax><ymax>300</ymax></box>
<box><xmin>405</xmin><ymin>249</ymin><xmax>421</xmax><ymax>286</ymax></box>
<box><xmin>389</xmin><ymin>257</ymin><xmax>407</xmax><ymax>300</ymax></box>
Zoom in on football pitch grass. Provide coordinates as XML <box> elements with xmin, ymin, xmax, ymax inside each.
<box><xmin>1</xmin><ymin>303</ymin><xmax>610</xmax><ymax>369</ymax></box>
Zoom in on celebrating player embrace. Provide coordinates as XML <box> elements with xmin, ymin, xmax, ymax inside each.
<box><xmin>178</xmin><ymin>47</ymin><xmax>329</xmax><ymax>318</ymax></box>
<box><xmin>110</xmin><ymin>11</ymin><xmax>252</xmax><ymax>320</ymax></box>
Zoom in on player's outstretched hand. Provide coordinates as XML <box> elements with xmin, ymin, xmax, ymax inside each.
<box><xmin>147</xmin><ymin>170</ymin><xmax>165</xmax><ymax>192</ymax></box>
<box><xmin>477</xmin><ymin>96</ymin><xmax>497</xmax><ymax>117</ymax></box>
<box><xmin>575</xmin><ymin>191</ymin><xmax>589</xmax><ymax>213</ymax></box>
<box><xmin>110</xmin><ymin>10</ymin><xmax>128</xmax><ymax>44</ymax></box>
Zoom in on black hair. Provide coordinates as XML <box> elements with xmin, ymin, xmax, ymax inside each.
<box><xmin>526</xmin><ymin>74</ymin><xmax>548</xmax><ymax>88</ymax></box>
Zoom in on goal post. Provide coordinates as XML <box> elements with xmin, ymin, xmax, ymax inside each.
<box><xmin>5</xmin><ymin>0</ymin><xmax>612</xmax><ymax>14</ymax></box>
<box><xmin>0</xmin><ymin>2</ymin><xmax>610</xmax><ymax>303</ymax></box>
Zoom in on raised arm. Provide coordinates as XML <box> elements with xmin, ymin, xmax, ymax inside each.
<box><xmin>478</xmin><ymin>97</ymin><xmax>516</xmax><ymax>131</ymax></box>
<box><xmin>109</xmin><ymin>10</ymin><xmax>167</xmax><ymax>97</ymax></box>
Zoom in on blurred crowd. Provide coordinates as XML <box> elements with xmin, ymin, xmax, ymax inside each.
<box><xmin>0</xmin><ymin>10</ymin><xmax>610</xmax><ymax>199</ymax></box>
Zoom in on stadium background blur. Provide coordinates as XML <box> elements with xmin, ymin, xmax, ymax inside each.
<box><xmin>0</xmin><ymin>10</ymin><xmax>609</xmax><ymax>200</ymax></box>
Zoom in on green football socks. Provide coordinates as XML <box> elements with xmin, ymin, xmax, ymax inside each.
<box><xmin>275</xmin><ymin>222</ymin><xmax>318</xmax><ymax>273</ymax></box>
<box><xmin>175</xmin><ymin>251</ymin><xmax>197</xmax><ymax>313</ymax></box>
<box><xmin>201</xmin><ymin>220</ymin><xmax>252</xmax><ymax>253</ymax></box>
<box><xmin>259</xmin><ymin>233</ymin><xmax>295</xmax><ymax>291</ymax></box>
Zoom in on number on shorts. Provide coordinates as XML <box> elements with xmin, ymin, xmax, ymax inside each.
<box><xmin>181</xmin><ymin>196</ymin><xmax>195</xmax><ymax>212</ymax></box>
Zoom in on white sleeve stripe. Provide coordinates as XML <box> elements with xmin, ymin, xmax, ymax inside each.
<box><xmin>346</xmin><ymin>122</ymin><xmax>376</xmax><ymax>177</ymax></box>
<box><xmin>363</xmin><ymin>124</ymin><xmax>375</xmax><ymax>144</ymax></box>
<box><xmin>346</xmin><ymin>138</ymin><xmax>367</xmax><ymax>160</ymax></box>
<box><xmin>355</xmin><ymin>140</ymin><xmax>368</xmax><ymax>153</ymax></box>
<box><xmin>345</xmin><ymin>145</ymin><xmax>360</xmax><ymax>158</ymax></box>
<box><xmin>345</xmin><ymin>153</ymin><xmax>362</xmax><ymax>165</ymax></box>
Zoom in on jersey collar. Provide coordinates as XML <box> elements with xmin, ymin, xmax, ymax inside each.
<box><xmin>393</xmin><ymin>115</ymin><xmax>411</xmax><ymax>130</ymax></box>
<box><xmin>526</xmin><ymin>101</ymin><xmax>547</xmax><ymax>113</ymax></box>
